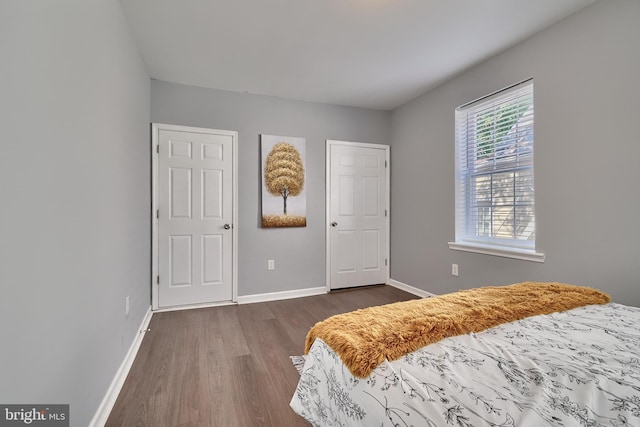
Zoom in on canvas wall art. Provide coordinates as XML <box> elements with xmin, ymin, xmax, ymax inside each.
<box><xmin>260</xmin><ymin>134</ymin><xmax>307</xmax><ymax>228</ymax></box>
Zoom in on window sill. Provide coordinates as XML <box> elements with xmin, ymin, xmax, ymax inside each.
<box><xmin>448</xmin><ymin>242</ymin><xmax>545</xmax><ymax>263</ymax></box>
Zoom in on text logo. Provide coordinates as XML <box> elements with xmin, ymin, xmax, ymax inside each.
<box><xmin>0</xmin><ymin>405</ymin><xmax>68</xmax><ymax>427</ymax></box>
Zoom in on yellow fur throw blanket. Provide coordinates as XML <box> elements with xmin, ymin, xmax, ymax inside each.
<box><xmin>305</xmin><ymin>282</ymin><xmax>610</xmax><ymax>378</ymax></box>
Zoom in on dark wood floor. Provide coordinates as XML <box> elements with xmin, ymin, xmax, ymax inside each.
<box><xmin>105</xmin><ymin>285</ymin><xmax>418</xmax><ymax>427</ymax></box>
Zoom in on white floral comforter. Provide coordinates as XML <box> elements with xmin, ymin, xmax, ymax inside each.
<box><xmin>291</xmin><ymin>303</ymin><xmax>640</xmax><ymax>426</ymax></box>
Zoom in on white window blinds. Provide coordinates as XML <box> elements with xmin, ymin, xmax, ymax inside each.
<box><xmin>454</xmin><ymin>80</ymin><xmax>536</xmax><ymax>253</ymax></box>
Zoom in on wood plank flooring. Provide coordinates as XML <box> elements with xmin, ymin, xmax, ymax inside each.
<box><xmin>105</xmin><ymin>285</ymin><xmax>418</xmax><ymax>427</ymax></box>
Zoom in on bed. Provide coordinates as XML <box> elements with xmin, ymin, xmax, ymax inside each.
<box><xmin>290</xmin><ymin>283</ymin><xmax>640</xmax><ymax>426</ymax></box>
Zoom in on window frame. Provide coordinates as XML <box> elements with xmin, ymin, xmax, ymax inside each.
<box><xmin>448</xmin><ymin>79</ymin><xmax>544</xmax><ymax>262</ymax></box>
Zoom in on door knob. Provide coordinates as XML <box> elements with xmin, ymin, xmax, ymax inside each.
<box><xmin>331</xmin><ymin>222</ymin><xmax>338</xmax><ymax>227</ymax></box>
<box><xmin>223</xmin><ymin>224</ymin><xmax>231</xmax><ymax>230</ymax></box>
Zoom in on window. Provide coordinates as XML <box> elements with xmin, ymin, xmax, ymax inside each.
<box><xmin>449</xmin><ymin>79</ymin><xmax>544</xmax><ymax>262</ymax></box>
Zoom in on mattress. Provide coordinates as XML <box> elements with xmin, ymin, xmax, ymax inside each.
<box><xmin>290</xmin><ymin>302</ymin><xmax>640</xmax><ymax>426</ymax></box>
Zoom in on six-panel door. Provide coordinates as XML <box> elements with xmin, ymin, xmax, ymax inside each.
<box><xmin>158</xmin><ymin>129</ymin><xmax>233</xmax><ymax>307</ymax></box>
<box><xmin>329</xmin><ymin>143</ymin><xmax>388</xmax><ymax>289</ymax></box>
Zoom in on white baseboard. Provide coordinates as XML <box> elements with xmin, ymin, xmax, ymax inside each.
<box><xmin>237</xmin><ymin>286</ymin><xmax>327</xmax><ymax>304</ymax></box>
<box><xmin>387</xmin><ymin>279</ymin><xmax>436</xmax><ymax>298</ymax></box>
<box><xmin>89</xmin><ymin>306</ymin><xmax>153</xmax><ymax>427</ymax></box>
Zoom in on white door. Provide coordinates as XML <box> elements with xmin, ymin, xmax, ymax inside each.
<box><xmin>154</xmin><ymin>125</ymin><xmax>236</xmax><ymax>308</ymax></box>
<box><xmin>327</xmin><ymin>141</ymin><xmax>389</xmax><ymax>289</ymax></box>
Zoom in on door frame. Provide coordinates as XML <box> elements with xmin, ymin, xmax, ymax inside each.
<box><xmin>151</xmin><ymin>123</ymin><xmax>238</xmax><ymax>311</ymax></box>
<box><xmin>325</xmin><ymin>140</ymin><xmax>390</xmax><ymax>292</ymax></box>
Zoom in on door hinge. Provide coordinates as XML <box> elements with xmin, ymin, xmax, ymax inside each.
<box><xmin>385</xmin><ymin>259</ymin><xmax>388</xmax><ymax>266</ymax></box>
<box><xmin>385</xmin><ymin>209</ymin><xmax>388</xmax><ymax>217</ymax></box>
<box><xmin>156</xmin><ymin>275</ymin><xmax>160</xmax><ymax>285</ymax></box>
<box><xmin>156</xmin><ymin>145</ymin><xmax>159</xmax><ymax>154</ymax></box>
<box><xmin>385</xmin><ymin>160</ymin><xmax>387</xmax><ymax>168</ymax></box>
<box><xmin>156</xmin><ymin>209</ymin><xmax>159</xmax><ymax>219</ymax></box>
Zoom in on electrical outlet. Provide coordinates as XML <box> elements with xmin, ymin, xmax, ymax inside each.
<box><xmin>267</xmin><ymin>259</ymin><xmax>275</xmax><ymax>270</ymax></box>
<box><xmin>451</xmin><ymin>264</ymin><xmax>459</xmax><ymax>277</ymax></box>
<box><xmin>125</xmin><ymin>296</ymin><xmax>130</xmax><ymax>318</ymax></box>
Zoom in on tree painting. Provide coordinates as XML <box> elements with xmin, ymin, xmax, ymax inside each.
<box><xmin>261</xmin><ymin>135</ymin><xmax>306</xmax><ymax>228</ymax></box>
<box><xmin>264</xmin><ymin>142</ymin><xmax>304</xmax><ymax>215</ymax></box>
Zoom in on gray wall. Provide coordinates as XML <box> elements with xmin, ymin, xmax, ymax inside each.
<box><xmin>0</xmin><ymin>1</ymin><xmax>150</xmax><ymax>425</ymax></box>
<box><xmin>151</xmin><ymin>80</ymin><xmax>391</xmax><ymax>296</ymax></box>
<box><xmin>390</xmin><ymin>0</ymin><xmax>640</xmax><ymax>305</ymax></box>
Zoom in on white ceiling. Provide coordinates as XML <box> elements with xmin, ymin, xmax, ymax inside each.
<box><xmin>120</xmin><ymin>0</ymin><xmax>596</xmax><ymax>110</ymax></box>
